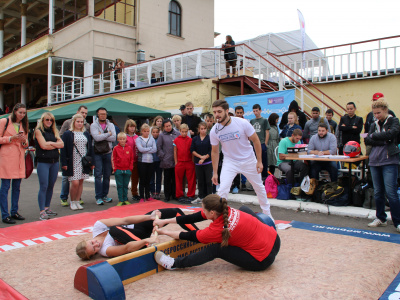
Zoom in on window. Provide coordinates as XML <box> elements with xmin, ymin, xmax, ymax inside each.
<box><xmin>169</xmin><ymin>1</ymin><xmax>181</xmax><ymax>37</ymax></box>
<box><xmin>95</xmin><ymin>0</ymin><xmax>136</xmax><ymax>26</ymax></box>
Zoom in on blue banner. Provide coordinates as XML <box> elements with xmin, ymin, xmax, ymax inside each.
<box><xmin>225</xmin><ymin>90</ymin><xmax>295</xmax><ymax>121</ymax></box>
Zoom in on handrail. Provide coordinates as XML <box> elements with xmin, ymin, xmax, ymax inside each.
<box><xmin>266</xmin><ymin>51</ymin><xmax>346</xmax><ymax>112</ymax></box>
<box><xmin>274</xmin><ymin>34</ymin><xmax>400</xmax><ymax>57</ymax></box>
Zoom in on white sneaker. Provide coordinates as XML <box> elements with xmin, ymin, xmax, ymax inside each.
<box><xmin>70</xmin><ymin>201</ymin><xmax>78</xmax><ymax>211</ymax></box>
<box><xmin>397</xmin><ymin>225</ymin><xmax>400</xmax><ymax>233</ymax></box>
<box><xmin>154</xmin><ymin>251</ymin><xmax>175</xmax><ymax>270</ymax></box>
<box><xmin>191</xmin><ymin>197</ymin><xmax>202</xmax><ymax>204</ymax></box>
<box><xmin>368</xmin><ymin>218</ymin><xmax>387</xmax><ymax>227</ymax></box>
<box><xmin>75</xmin><ymin>201</ymin><xmax>84</xmax><ymax>210</ymax></box>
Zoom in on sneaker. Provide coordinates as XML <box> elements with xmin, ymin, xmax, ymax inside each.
<box><xmin>139</xmin><ymin>198</ymin><xmax>146</xmax><ymax>203</ymax></box>
<box><xmin>368</xmin><ymin>218</ymin><xmax>387</xmax><ymax>227</ymax></box>
<box><xmin>132</xmin><ymin>195</ymin><xmax>141</xmax><ymax>202</ymax></box>
<box><xmin>178</xmin><ymin>197</ymin><xmax>186</xmax><ymax>203</ymax></box>
<box><xmin>396</xmin><ymin>225</ymin><xmax>400</xmax><ymax>233</ymax></box>
<box><xmin>40</xmin><ymin>211</ymin><xmax>50</xmax><ymax>220</ymax></box>
<box><xmin>60</xmin><ymin>199</ymin><xmax>69</xmax><ymax>207</ymax></box>
<box><xmin>75</xmin><ymin>202</ymin><xmax>84</xmax><ymax>210</ymax></box>
<box><xmin>154</xmin><ymin>251</ymin><xmax>176</xmax><ymax>270</ymax></box>
<box><xmin>96</xmin><ymin>199</ymin><xmax>104</xmax><ymax>205</ymax></box>
<box><xmin>102</xmin><ymin>197</ymin><xmax>113</xmax><ymax>203</ymax></box>
<box><xmin>79</xmin><ymin>199</ymin><xmax>84</xmax><ymax>205</ymax></box>
<box><xmin>155</xmin><ymin>193</ymin><xmax>160</xmax><ymax>200</ymax></box>
<box><xmin>45</xmin><ymin>208</ymin><xmax>57</xmax><ymax>216</ymax></box>
<box><xmin>11</xmin><ymin>213</ymin><xmax>25</xmax><ymax>220</ymax></box>
<box><xmin>117</xmin><ymin>201</ymin><xmax>124</xmax><ymax>206</ymax></box>
<box><xmin>2</xmin><ymin>217</ymin><xmax>16</xmax><ymax>224</ymax></box>
<box><xmin>147</xmin><ymin>197</ymin><xmax>155</xmax><ymax>201</ymax></box>
<box><xmin>232</xmin><ymin>187</ymin><xmax>239</xmax><ymax>194</ymax></box>
<box><xmin>123</xmin><ymin>201</ymin><xmax>131</xmax><ymax>205</ymax></box>
<box><xmin>191</xmin><ymin>197</ymin><xmax>202</xmax><ymax>204</ymax></box>
<box><xmin>70</xmin><ymin>201</ymin><xmax>78</xmax><ymax>211</ymax></box>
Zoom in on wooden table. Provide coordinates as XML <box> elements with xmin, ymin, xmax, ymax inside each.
<box><xmin>283</xmin><ymin>155</ymin><xmax>368</xmax><ymax>203</ymax></box>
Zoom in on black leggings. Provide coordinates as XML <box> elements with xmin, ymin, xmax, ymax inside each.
<box><xmin>109</xmin><ymin>208</ymin><xmax>199</xmax><ymax>245</ymax></box>
<box><xmin>138</xmin><ymin>162</ymin><xmax>154</xmax><ymax>199</ymax></box>
<box><xmin>174</xmin><ymin>206</ymin><xmax>280</xmax><ymax>271</ymax></box>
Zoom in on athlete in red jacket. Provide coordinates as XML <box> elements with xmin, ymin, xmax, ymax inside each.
<box><xmin>174</xmin><ymin>124</ymin><xmax>196</xmax><ymax>202</ymax></box>
<box><xmin>153</xmin><ymin>194</ymin><xmax>280</xmax><ymax>271</ymax></box>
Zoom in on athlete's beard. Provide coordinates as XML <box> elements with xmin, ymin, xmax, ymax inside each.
<box><xmin>318</xmin><ymin>133</ymin><xmax>327</xmax><ymax>139</ymax></box>
<box><xmin>218</xmin><ymin>112</ymin><xmax>228</xmax><ymax>124</ymax></box>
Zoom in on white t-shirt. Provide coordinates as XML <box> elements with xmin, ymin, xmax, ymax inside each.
<box><xmin>210</xmin><ymin>117</ymin><xmax>256</xmax><ymax>161</ymax></box>
<box><xmin>92</xmin><ymin>221</ymin><xmax>135</xmax><ymax>257</ymax></box>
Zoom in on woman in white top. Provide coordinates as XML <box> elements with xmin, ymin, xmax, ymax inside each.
<box><xmin>76</xmin><ymin>208</ymin><xmax>198</xmax><ymax>259</ymax></box>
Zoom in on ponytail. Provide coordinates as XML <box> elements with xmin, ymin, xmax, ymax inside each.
<box><xmin>202</xmin><ymin>194</ymin><xmax>231</xmax><ymax>247</ymax></box>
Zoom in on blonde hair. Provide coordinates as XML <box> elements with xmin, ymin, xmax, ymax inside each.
<box><xmin>117</xmin><ymin>132</ymin><xmax>127</xmax><ymax>139</ymax></box>
<box><xmin>180</xmin><ymin>123</ymin><xmax>189</xmax><ymax>131</ymax></box>
<box><xmin>69</xmin><ymin>114</ymin><xmax>86</xmax><ymax>132</ymax></box>
<box><xmin>34</xmin><ymin>112</ymin><xmax>60</xmax><ymax>140</ymax></box>
<box><xmin>372</xmin><ymin>100</ymin><xmax>389</xmax><ymax>110</ymax></box>
<box><xmin>76</xmin><ymin>240</ymin><xmax>91</xmax><ymax>260</ymax></box>
<box><xmin>141</xmin><ymin>123</ymin><xmax>150</xmax><ymax>132</ymax></box>
<box><xmin>172</xmin><ymin>115</ymin><xmax>182</xmax><ymax>122</ymax></box>
<box><xmin>151</xmin><ymin>116</ymin><xmax>164</xmax><ymax>127</ymax></box>
<box><xmin>151</xmin><ymin>126</ymin><xmax>160</xmax><ymax>133</ymax></box>
<box><xmin>288</xmin><ymin>112</ymin><xmax>299</xmax><ymax>125</ymax></box>
<box><xmin>124</xmin><ymin>119</ymin><xmax>137</xmax><ymax>134</ymax></box>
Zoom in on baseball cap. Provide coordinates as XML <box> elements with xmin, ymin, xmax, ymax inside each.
<box><xmin>372</xmin><ymin>93</ymin><xmax>384</xmax><ymax>101</ymax></box>
<box><xmin>228</xmin><ymin>108</ymin><xmax>235</xmax><ymax>115</ymax></box>
<box><xmin>179</xmin><ymin>105</ymin><xmax>186</xmax><ymax>110</ymax></box>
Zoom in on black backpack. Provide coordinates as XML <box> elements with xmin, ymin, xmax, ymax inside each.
<box><xmin>352</xmin><ymin>181</ymin><xmax>369</xmax><ymax>207</ymax></box>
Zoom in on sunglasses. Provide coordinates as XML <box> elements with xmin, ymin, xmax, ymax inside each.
<box><xmin>44</xmin><ymin>118</ymin><xmax>54</xmax><ymax>122</ymax></box>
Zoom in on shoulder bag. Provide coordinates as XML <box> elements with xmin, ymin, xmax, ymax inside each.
<box><xmin>74</xmin><ymin>142</ymin><xmax>93</xmax><ymax>173</ymax></box>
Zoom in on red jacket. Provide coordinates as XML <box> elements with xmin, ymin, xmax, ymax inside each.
<box><xmin>112</xmin><ymin>144</ymin><xmax>134</xmax><ymax>172</ymax></box>
<box><xmin>174</xmin><ymin>135</ymin><xmax>193</xmax><ymax>162</ymax></box>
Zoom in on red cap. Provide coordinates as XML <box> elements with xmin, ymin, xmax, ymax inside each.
<box><xmin>372</xmin><ymin>92</ymin><xmax>384</xmax><ymax>101</ymax></box>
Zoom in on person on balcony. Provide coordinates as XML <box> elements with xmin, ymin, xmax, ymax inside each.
<box><xmin>279</xmin><ymin>100</ymin><xmax>307</xmax><ymax>130</ymax></box>
<box><xmin>222</xmin><ymin>35</ymin><xmax>237</xmax><ymax>78</ymax></box>
<box><xmin>111</xmin><ymin>58</ymin><xmax>124</xmax><ymax>90</ymax></box>
<box><xmin>307</xmin><ymin>124</ymin><xmax>338</xmax><ymax>182</ymax></box>
<box><xmin>337</xmin><ymin>102</ymin><xmax>363</xmax><ymax>155</ymax></box>
<box><xmin>303</xmin><ymin>107</ymin><xmax>331</xmax><ymax>142</ymax></box>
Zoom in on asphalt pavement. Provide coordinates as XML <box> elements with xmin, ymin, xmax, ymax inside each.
<box><xmin>0</xmin><ymin>173</ymin><xmax>398</xmax><ymax>234</ymax></box>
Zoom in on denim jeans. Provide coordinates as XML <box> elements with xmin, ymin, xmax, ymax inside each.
<box><xmin>37</xmin><ymin>162</ymin><xmax>59</xmax><ymax>211</ymax></box>
<box><xmin>0</xmin><ymin>179</ymin><xmax>22</xmax><ymax>220</ymax></box>
<box><xmin>370</xmin><ymin>164</ymin><xmax>400</xmax><ymax>227</ymax></box>
<box><xmin>150</xmin><ymin>161</ymin><xmax>162</xmax><ymax>194</ymax></box>
<box><xmin>310</xmin><ymin>161</ymin><xmax>338</xmax><ymax>182</ymax></box>
<box><xmin>60</xmin><ymin>175</ymin><xmax>69</xmax><ymax>200</ymax></box>
<box><xmin>94</xmin><ymin>152</ymin><xmax>112</xmax><ymax>199</ymax></box>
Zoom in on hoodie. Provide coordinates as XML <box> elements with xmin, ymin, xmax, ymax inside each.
<box><xmin>279</xmin><ymin>100</ymin><xmax>308</xmax><ymax>130</ymax></box>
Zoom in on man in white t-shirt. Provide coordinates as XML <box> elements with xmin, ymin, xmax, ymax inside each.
<box><xmin>210</xmin><ymin>100</ymin><xmax>272</xmax><ymax>218</ymax></box>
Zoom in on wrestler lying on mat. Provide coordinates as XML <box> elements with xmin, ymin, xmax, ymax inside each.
<box><xmin>153</xmin><ymin>194</ymin><xmax>280</xmax><ymax>271</ymax></box>
<box><xmin>76</xmin><ymin>208</ymin><xmax>199</xmax><ymax>260</ymax></box>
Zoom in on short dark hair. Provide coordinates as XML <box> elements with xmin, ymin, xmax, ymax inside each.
<box><xmin>347</xmin><ymin>102</ymin><xmax>356</xmax><ymax>108</ymax></box>
<box><xmin>212</xmin><ymin>100</ymin><xmax>229</xmax><ymax>110</ymax></box>
<box><xmin>162</xmin><ymin>119</ymin><xmax>173</xmax><ymax>129</ymax></box>
<box><xmin>96</xmin><ymin>107</ymin><xmax>107</xmax><ymax>116</ymax></box>
<box><xmin>252</xmin><ymin>104</ymin><xmax>261</xmax><ymax>110</ymax></box>
<box><xmin>77</xmin><ymin>105</ymin><xmax>88</xmax><ymax>112</ymax></box>
<box><xmin>205</xmin><ymin>113</ymin><xmax>214</xmax><ymax>120</ymax></box>
<box><xmin>292</xmin><ymin>129</ymin><xmax>303</xmax><ymax>136</ymax></box>
<box><xmin>311</xmin><ymin>107</ymin><xmax>320</xmax><ymax>112</ymax></box>
<box><xmin>318</xmin><ymin>123</ymin><xmax>328</xmax><ymax>130</ymax></box>
<box><xmin>325</xmin><ymin>109</ymin><xmax>334</xmax><ymax>116</ymax></box>
<box><xmin>235</xmin><ymin>106</ymin><xmax>244</xmax><ymax>112</ymax></box>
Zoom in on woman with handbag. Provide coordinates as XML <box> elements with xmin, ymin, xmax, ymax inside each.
<box><xmin>0</xmin><ymin>103</ymin><xmax>29</xmax><ymax>224</ymax></box>
<box><xmin>61</xmin><ymin>114</ymin><xmax>94</xmax><ymax>211</ymax></box>
<box><xmin>34</xmin><ymin>113</ymin><xmax>64</xmax><ymax>220</ymax></box>
<box><xmin>222</xmin><ymin>35</ymin><xmax>237</xmax><ymax>78</ymax></box>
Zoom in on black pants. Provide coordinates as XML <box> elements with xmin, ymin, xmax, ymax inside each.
<box><xmin>109</xmin><ymin>208</ymin><xmax>199</xmax><ymax>245</ymax></box>
<box><xmin>195</xmin><ymin>164</ymin><xmax>213</xmax><ymax>199</ymax></box>
<box><xmin>138</xmin><ymin>162</ymin><xmax>153</xmax><ymax>199</ymax></box>
<box><xmin>174</xmin><ymin>206</ymin><xmax>280</xmax><ymax>271</ymax></box>
<box><xmin>163</xmin><ymin>167</ymin><xmax>176</xmax><ymax>200</ymax></box>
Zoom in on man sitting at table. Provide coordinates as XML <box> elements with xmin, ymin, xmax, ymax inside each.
<box><xmin>308</xmin><ymin>123</ymin><xmax>338</xmax><ymax>182</ymax></box>
<box><xmin>277</xmin><ymin>129</ymin><xmax>309</xmax><ymax>185</ymax></box>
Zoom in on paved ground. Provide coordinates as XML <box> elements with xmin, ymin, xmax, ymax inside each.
<box><xmin>1</xmin><ymin>173</ymin><xmax>398</xmax><ymax>235</ymax></box>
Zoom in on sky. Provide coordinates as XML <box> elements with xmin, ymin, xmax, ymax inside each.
<box><xmin>214</xmin><ymin>0</ymin><xmax>400</xmax><ymax>49</ymax></box>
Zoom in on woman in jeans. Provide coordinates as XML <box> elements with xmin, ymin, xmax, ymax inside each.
<box><xmin>34</xmin><ymin>113</ymin><xmax>64</xmax><ymax>220</ymax></box>
<box><xmin>365</xmin><ymin>100</ymin><xmax>400</xmax><ymax>233</ymax></box>
<box><xmin>0</xmin><ymin>103</ymin><xmax>29</xmax><ymax>224</ymax></box>
<box><xmin>61</xmin><ymin>114</ymin><xmax>94</xmax><ymax>211</ymax></box>
<box><xmin>154</xmin><ymin>194</ymin><xmax>279</xmax><ymax>271</ymax></box>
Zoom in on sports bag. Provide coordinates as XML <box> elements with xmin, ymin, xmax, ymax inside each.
<box><xmin>321</xmin><ymin>182</ymin><xmax>345</xmax><ymax>204</ymax></box>
<box><xmin>265</xmin><ymin>171</ymin><xmax>279</xmax><ymax>198</ymax></box>
<box><xmin>277</xmin><ymin>182</ymin><xmax>292</xmax><ymax>200</ymax></box>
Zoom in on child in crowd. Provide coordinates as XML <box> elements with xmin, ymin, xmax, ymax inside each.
<box><xmin>150</xmin><ymin>126</ymin><xmax>162</xmax><ymax>200</ymax></box>
<box><xmin>172</xmin><ymin>115</ymin><xmax>191</xmax><ymax>137</ymax></box>
<box><xmin>124</xmin><ymin>119</ymin><xmax>139</xmax><ymax>201</ymax></box>
<box><xmin>111</xmin><ymin>132</ymin><xmax>134</xmax><ymax>206</ymax></box>
<box><xmin>191</xmin><ymin>122</ymin><xmax>212</xmax><ymax>203</ymax></box>
<box><xmin>174</xmin><ymin>124</ymin><xmax>196</xmax><ymax>203</ymax></box>
<box><xmin>136</xmin><ymin>124</ymin><xmax>157</xmax><ymax>202</ymax></box>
